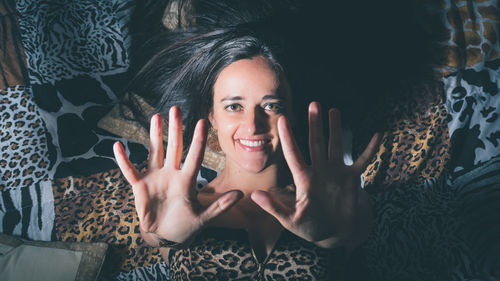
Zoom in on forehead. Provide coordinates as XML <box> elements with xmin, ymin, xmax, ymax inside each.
<box><xmin>213</xmin><ymin>56</ymin><xmax>290</xmax><ymax>101</ymax></box>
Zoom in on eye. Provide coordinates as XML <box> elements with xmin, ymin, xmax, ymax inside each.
<box><xmin>263</xmin><ymin>102</ymin><xmax>284</xmax><ymax>113</ymax></box>
<box><xmin>224</xmin><ymin>103</ymin><xmax>243</xmax><ymax>112</ymax></box>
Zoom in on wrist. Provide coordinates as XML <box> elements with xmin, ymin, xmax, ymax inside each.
<box><xmin>314</xmin><ymin>236</ymin><xmax>343</xmax><ymax>249</ymax></box>
<box><xmin>343</xmin><ymin>190</ymin><xmax>373</xmax><ymax>254</ymax></box>
<box><xmin>139</xmin><ymin>225</ymin><xmax>195</xmax><ymax>249</ymax></box>
<box><xmin>139</xmin><ymin>226</ymin><xmax>159</xmax><ymax>246</ymax></box>
<box><xmin>315</xmin><ymin>190</ymin><xmax>373</xmax><ymax>250</ymax></box>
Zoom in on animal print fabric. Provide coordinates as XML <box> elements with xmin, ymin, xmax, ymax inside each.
<box><xmin>0</xmin><ymin>86</ymin><xmax>51</xmax><ymax>191</ymax></box>
<box><xmin>353</xmin><ymin>1</ymin><xmax>500</xmax><ymax>280</ymax></box>
<box><xmin>360</xmin><ymin>92</ymin><xmax>452</xmax><ymax>191</ymax></box>
<box><xmin>0</xmin><ymin>179</ymin><xmax>55</xmax><ymax>241</ymax></box>
<box><xmin>15</xmin><ymin>0</ymin><xmax>145</xmax><ymax>180</ymax></box>
<box><xmin>0</xmin><ymin>86</ymin><xmax>55</xmax><ymax>240</ymax></box>
<box><xmin>52</xmin><ymin>162</ymin><xmax>163</xmax><ymax>276</ymax></box>
<box><xmin>5</xmin><ymin>0</ymin><xmax>158</xmax><ymax>280</ymax></box>
<box><xmin>51</xmin><ymin>160</ymin><xmax>217</xmax><ymax>279</ymax></box>
<box><xmin>16</xmin><ymin>0</ymin><xmax>133</xmax><ymax>84</ymax></box>
<box><xmin>169</xmin><ymin>228</ymin><xmax>344</xmax><ymax>281</ymax></box>
<box><xmin>359</xmin><ymin>0</ymin><xmax>500</xmax><ymax>189</ymax></box>
<box><xmin>362</xmin><ymin>156</ymin><xmax>500</xmax><ymax>281</ymax></box>
<box><xmin>437</xmin><ymin>0</ymin><xmax>500</xmax><ymax>172</ymax></box>
<box><xmin>0</xmin><ymin>0</ymin><xmax>499</xmax><ymax>280</ymax></box>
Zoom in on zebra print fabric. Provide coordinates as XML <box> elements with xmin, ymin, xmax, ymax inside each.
<box><xmin>0</xmin><ymin>180</ymin><xmax>54</xmax><ymax>241</ymax></box>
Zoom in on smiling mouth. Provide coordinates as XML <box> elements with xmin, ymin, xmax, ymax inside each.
<box><xmin>239</xmin><ymin>139</ymin><xmax>267</xmax><ymax>147</ymax></box>
<box><xmin>237</xmin><ymin>139</ymin><xmax>270</xmax><ymax>151</ymax></box>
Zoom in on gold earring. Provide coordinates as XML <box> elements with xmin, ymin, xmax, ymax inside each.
<box><xmin>207</xmin><ymin>127</ymin><xmax>221</xmax><ymax>152</ymax></box>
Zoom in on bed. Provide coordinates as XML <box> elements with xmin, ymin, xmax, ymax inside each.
<box><xmin>1</xmin><ymin>0</ymin><xmax>499</xmax><ymax>280</ymax></box>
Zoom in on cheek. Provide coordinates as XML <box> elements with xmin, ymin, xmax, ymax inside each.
<box><xmin>215</xmin><ymin>117</ymin><xmax>239</xmax><ymax>145</ymax></box>
<box><xmin>219</xmin><ymin>123</ymin><xmax>238</xmax><ymax>137</ymax></box>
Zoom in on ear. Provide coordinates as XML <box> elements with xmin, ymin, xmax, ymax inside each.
<box><xmin>208</xmin><ymin>110</ymin><xmax>217</xmax><ymax>130</ymax></box>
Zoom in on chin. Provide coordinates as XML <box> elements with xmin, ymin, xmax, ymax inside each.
<box><xmin>237</xmin><ymin>158</ymin><xmax>270</xmax><ymax>174</ymax></box>
<box><xmin>223</xmin><ymin>142</ymin><xmax>282</xmax><ymax>174</ymax></box>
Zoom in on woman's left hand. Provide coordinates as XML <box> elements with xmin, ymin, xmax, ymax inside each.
<box><xmin>251</xmin><ymin>102</ymin><xmax>381</xmax><ymax>248</ymax></box>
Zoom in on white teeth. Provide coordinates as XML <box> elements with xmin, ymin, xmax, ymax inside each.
<box><xmin>239</xmin><ymin>139</ymin><xmax>266</xmax><ymax>147</ymax></box>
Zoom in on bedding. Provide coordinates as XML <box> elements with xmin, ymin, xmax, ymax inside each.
<box><xmin>0</xmin><ymin>0</ymin><xmax>499</xmax><ymax>280</ymax></box>
<box><xmin>0</xmin><ymin>233</ymin><xmax>108</xmax><ymax>281</ymax></box>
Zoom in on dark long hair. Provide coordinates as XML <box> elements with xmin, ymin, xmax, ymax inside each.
<box><xmin>126</xmin><ymin>23</ymin><xmax>293</xmax><ymax>154</ymax></box>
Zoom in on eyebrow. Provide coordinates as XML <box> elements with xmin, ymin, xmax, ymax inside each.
<box><xmin>219</xmin><ymin>95</ymin><xmax>282</xmax><ymax>102</ymax></box>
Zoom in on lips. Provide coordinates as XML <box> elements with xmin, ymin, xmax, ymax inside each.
<box><xmin>237</xmin><ymin>138</ymin><xmax>270</xmax><ymax>151</ymax></box>
<box><xmin>239</xmin><ymin>139</ymin><xmax>266</xmax><ymax>147</ymax></box>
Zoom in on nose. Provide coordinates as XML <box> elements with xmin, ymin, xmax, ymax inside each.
<box><xmin>242</xmin><ymin>106</ymin><xmax>270</xmax><ymax>134</ymax></box>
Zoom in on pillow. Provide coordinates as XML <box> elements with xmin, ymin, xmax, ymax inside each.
<box><xmin>0</xmin><ymin>0</ymin><xmax>28</xmax><ymax>89</ymax></box>
<box><xmin>0</xmin><ymin>233</ymin><xmax>108</xmax><ymax>281</ymax></box>
<box><xmin>51</xmin><ymin>164</ymin><xmax>163</xmax><ymax>275</ymax></box>
<box><xmin>97</xmin><ymin>93</ymin><xmax>225</xmax><ymax>172</ymax></box>
<box><xmin>161</xmin><ymin>0</ymin><xmax>196</xmax><ymax>30</ymax></box>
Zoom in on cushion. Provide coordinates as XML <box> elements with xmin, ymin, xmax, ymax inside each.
<box><xmin>0</xmin><ymin>233</ymin><xmax>108</xmax><ymax>281</ymax></box>
<box><xmin>51</xmin><ymin>164</ymin><xmax>163</xmax><ymax>275</ymax></box>
<box><xmin>97</xmin><ymin>93</ymin><xmax>225</xmax><ymax>172</ymax></box>
<box><xmin>162</xmin><ymin>0</ymin><xmax>196</xmax><ymax>30</ymax></box>
<box><xmin>0</xmin><ymin>0</ymin><xmax>28</xmax><ymax>90</ymax></box>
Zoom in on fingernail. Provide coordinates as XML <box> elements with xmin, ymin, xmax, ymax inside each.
<box><xmin>113</xmin><ymin>141</ymin><xmax>123</xmax><ymax>152</ymax></box>
<box><xmin>309</xmin><ymin>106</ymin><xmax>319</xmax><ymax>120</ymax></box>
<box><xmin>156</xmin><ymin>114</ymin><xmax>162</xmax><ymax>127</ymax></box>
<box><xmin>330</xmin><ymin>108</ymin><xmax>340</xmax><ymax>117</ymax></box>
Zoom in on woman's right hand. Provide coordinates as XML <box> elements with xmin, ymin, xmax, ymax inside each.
<box><xmin>113</xmin><ymin>106</ymin><xmax>243</xmax><ymax>247</ymax></box>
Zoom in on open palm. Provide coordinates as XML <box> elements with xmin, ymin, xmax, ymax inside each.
<box><xmin>251</xmin><ymin>102</ymin><xmax>380</xmax><ymax>247</ymax></box>
<box><xmin>114</xmin><ymin>106</ymin><xmax>242</xmax><ymax>247</ymax></box>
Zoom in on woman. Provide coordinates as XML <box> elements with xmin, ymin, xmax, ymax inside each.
<box><xmin>113</xmin><ymin>25</ymin><xmax>380</xmax><ymax>280</ymax></box>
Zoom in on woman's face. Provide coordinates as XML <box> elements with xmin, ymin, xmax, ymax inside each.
<box><xmin>209</xmin><ymin>56</ymin><xmax>291</xmax><ymax>173</ymax></box>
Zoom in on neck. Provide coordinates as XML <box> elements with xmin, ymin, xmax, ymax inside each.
<box><xmin>214</xmin><ymin>159</ymin><xmax>291</xmax><ymax>197</ymax></box>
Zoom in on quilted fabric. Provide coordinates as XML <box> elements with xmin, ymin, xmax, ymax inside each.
<box><xmin>15</xmin><ymin>0</ymin><xmax>132</xmax><ymax>84</ymax></box>
<box><xmin>360</xmin><ymin>92</ymin><xmax>452</xmax><ymax>190</ymax></box>
<box><xmin>354</xmin><ymin>1</ymin><xmax>500</xmax><ymax>280</ymax></box>
<box><xmin>0</xmin><ymin>86</ymin><xmax>51</xmax><ymax>191</ymax></box>
<box><xmin>363</xmin><ymin>157</ymin><xmax>500</xmax><ymax>281</ymax></box>
<box><xmin>52</xmin><ymin>163</ymin><xmax>162</xmax><ymax>275</ymax></box>
<box><xmin>0</xmin><ymin>0</ymin><xmax>499</xmax><ymax>280</ymax></box>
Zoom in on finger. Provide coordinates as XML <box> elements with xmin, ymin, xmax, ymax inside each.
<box><xmin>165</xmin><ymin>106</ymin><xmax>183</xmax><ymax>170</ymax></box>
<box><xmin>278</xmin><ymin>116</ymin><xmax>307</xmax><ymax>181</ymax></box>
<box><xmin>251</xmin><ymin>190</ymin><xmax>291</xmax><ymax>226</ymax></box>
<box><xmin>182</xmin><ymin>119</ymin><xmax>207</xmax><ymax>177</ymax></box>
<box><xmin>114</xmin><ymin>142</ymin><xmax>149</xmax><ymax>223</ymax></box>
<box><xmin>308</xmin><ymin>102</ymin><xmax>326</xmax><ymax>164</ymax></box>
<box><xmin>199</xmin><ymin>190</ymin><xmax>244</xmax><ymax>225</ymax></box>
<box><xmin>352</xmin><ymin>132</ymin><xmax>382</xmax><ymax>173</ymax></box>
<box><xmin>328</xmin><ymin>108</ymin><xmax>344</xmax><ymax>163</ymax></box>
<box><xmin>113</xmin><ymin>142</ymin><xmax>141</xmax><ymax>185</ymax></box>
<box><xmin>148</xmin><ymin>114</ymin><xmax>164</xmax><ymax>170</ymax></box>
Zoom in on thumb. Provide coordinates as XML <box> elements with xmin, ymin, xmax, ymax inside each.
<box><xmin>199</xmin><ymin>190</ymin><xmax>243</xmax><ymax>225</ymax></box>
<box><xmin>251</xmin><ymin>190</ymin><xmax>291</xmax><ymax>225</ymax></box>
